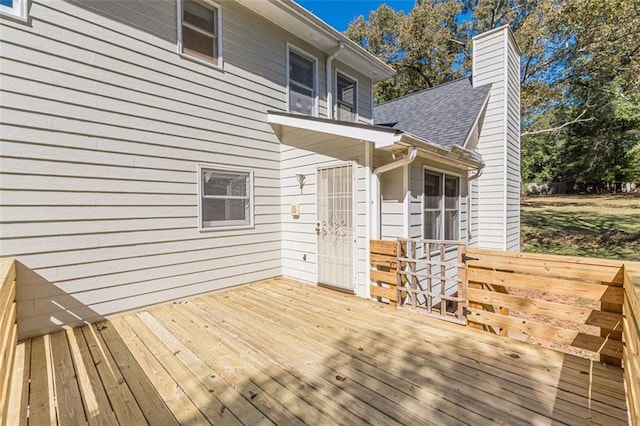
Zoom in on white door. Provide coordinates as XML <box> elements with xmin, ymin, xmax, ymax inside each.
<box><xmin>316</xmin><ymin>164</ymin><xmax>355</xmax><ymax>292</ymax></box>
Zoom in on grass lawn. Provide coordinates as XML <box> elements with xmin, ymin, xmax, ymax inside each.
<box><xmin>521</xmin><ymin>194</ymin><xmax>640</xmax><ymax>261</ymax></box>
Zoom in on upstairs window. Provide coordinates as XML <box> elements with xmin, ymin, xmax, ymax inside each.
<box><xmin>199</xmin><ymin>166</ymin><xmax>253</xmax><ymax>230</ymax></box>
<box><xmin>179</xmin><ymin>0</ymin><xmax>222</xmax><ymax>66</ymax></box>
<box><xmin>424</xmin><ymin>171</ymin><xmax>459</xmax><ymax>240</ymax></box>
<box><xmin>0</xmin><ymin>0</ymin><xmax>27</xmax><ymax>21</ymax></box>
<box><xmin>336</xmin><ymin>72</ymin><xmax>357</xmax><ymax>122</ymax></box>
<box><xmin>288</xmin><ymin>47</ymin><xmax>317</xmax><ymax>116</ymax></box>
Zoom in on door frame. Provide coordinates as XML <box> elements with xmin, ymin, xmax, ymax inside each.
<box><xmin>315</xmin><ymin>161</ymin><xmax>358</xmax><ymax>292</ymax></box>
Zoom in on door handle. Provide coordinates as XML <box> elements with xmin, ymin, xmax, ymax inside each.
<box><xmin>315</xmin><ymin>222</ymin><xmax>321</xmax><ymax>235</ymax></box>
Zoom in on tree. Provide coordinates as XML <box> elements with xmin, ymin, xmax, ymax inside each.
<box><xmin>345</xmin><ymin>1</ymin><xmax>467</xmax><ymax>103</ymax></box>
<box><xmin>345</xmin><ymin>0</ymin><xmax>640</xmax><ymax>186</ymax></box>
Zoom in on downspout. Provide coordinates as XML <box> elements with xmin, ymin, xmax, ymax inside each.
<box><xmin>371</xmin><ymin>147</ymin><xmax>418</xmax><ymax>239</ymax></box>
<box><xmin>326</xmin><ymin>42</ymin><xmax>344</xmax><ymax>119</ymax></box>
<box><xmin>467</xmin><ymin>168</ymin><xmax>483</xmax><ymax>243</ymax></box>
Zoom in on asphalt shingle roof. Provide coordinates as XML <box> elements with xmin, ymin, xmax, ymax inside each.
<box><xmin>373</xmin><ymin>77</ymin><xmax>491</xmax><ymax>149</ymax></box>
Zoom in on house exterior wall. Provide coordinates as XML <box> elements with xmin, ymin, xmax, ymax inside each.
<box><xmin>380</xmin><ymin>167</ymin><xmax>405</xmax><ymax>239</ymax></box>
<box><xmin>377</xmin><ymin>156</ymin><xmax>470</xmax><ymax>242</ymax></box>
<box><xmin>0</xmin><ymin>0</ymin><xmax>374</xmax><ymax>338</ymax></box>
<box><xmin>505</xmin><ymin>37</ymin><xmax>521</xmax><ymax>252</ymax></box>
<box><xmin>376</xmin><ymin>157</ymin><xmax>469</xmax><ymax>299</ymax></box>
<box><xmin>279</xmin><ymin>130</ymin><xmax>369</xmax><ymax>298</ymax></box>
<box><xmin>472</xmin><ymin>26</ymin><xmax>521</xmax><ymax>251</ymax></box>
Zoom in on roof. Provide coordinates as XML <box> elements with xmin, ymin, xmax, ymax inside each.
<box><xmin>233</xmin><ymin>0</ymin><xmax>395</xmax><ymax>82</ymax></box>
<box><xmin>373</xmin><ymin>77</ymin><xmax>491</xmax><ymax>149</ymax></box>
<box><xmin>267</xmin><ymin>110</ymin><xmax>485</xmax><ymax>169</ymax></box>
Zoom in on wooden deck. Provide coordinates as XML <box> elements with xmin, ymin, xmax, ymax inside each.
<box><xmin>7</xmin><ymin>278</ymin><xmax>628</xmax><ymax>425</ymax></box>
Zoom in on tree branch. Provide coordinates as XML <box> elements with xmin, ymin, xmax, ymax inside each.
<box><xmin>521</xmin><ymin>108</ymin><xmax>596</xmax><ymax>137</ymax></box>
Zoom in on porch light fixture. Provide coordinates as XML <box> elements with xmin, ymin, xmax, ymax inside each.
<box><xmin>295</xmin><ymin>173</ymin><xmax>306</xmax><ymax>191</ymax></box>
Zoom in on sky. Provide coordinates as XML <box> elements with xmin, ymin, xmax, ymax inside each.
<box><xmin>296</xmin><ymin>1</ymin><xmax>416</xmax><ymax>32</ymax></box>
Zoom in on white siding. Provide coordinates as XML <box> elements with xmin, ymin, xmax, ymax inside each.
<box><xmin>279</xmin><ymin>128</ymin><xmax>369</xmax><ymax>297</ymax></box>
<box><xmin>505</xmin><ymin>37</ymin><xmax>521</xmax><ymax>251</ymax></box>
<box><xmin>472</xmin><ymin>26</ymin><xmax>520</xmax><ymax>251</ymax></box>
<box><xmin>0</xmin><ymin>0</ymin><xmax>374</xmax><ymax>338</ymax></box>
<box><xmin>380</xmin><ymin>167</ymin><xmax>404</xmax><ymax>239</ymax></box>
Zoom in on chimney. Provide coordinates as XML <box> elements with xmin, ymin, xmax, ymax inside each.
<box><xmin>471</xmin><ymin>25</ymin><xmax>521</xmax><ymax>251</ymax></box>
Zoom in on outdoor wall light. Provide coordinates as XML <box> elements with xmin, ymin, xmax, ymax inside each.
<box><xmin>295</xmin><ymin>173</ymin><xmax>306</xmax><ymax>190</ymax></box>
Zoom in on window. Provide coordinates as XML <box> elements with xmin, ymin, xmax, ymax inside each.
<box><xmin>336</xmin><ymin>72</ymin><xmax>357</xmax><ymax>122</ymax></box>
<box><xmin>199</xmin><ymin>166</ymin><xmax>253</xmax><ymax>229</ymax></box>
<box><xmin>424</xmin><ymin>170</ymin><xmax>459</xmax><ymax>240</ymax></box>
<box><xmin>288</xmin><ymin>47</ymin><xmax>317</xmax><ymax>115</ymax></box>
<box><xmin>179</xmin><ymin>0</ymin><xmax>222</xmax><ymax>66</ymax></box>
<box><xmin>0</xmin><ymin>0</ymin><xmax>27</xmax><ymax>21</ymax></box>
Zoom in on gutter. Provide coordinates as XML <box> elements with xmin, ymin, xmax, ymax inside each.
<box><xmin>371</xmin><ymin>147</ymin><xmax>418</xmax><ymax>239</ymax></box>
<box><xmin>326</xmin><ymin>42</ymin><xmax>344</xmax><ymax>120</ymax></box>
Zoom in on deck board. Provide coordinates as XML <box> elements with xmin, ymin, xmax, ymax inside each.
<box><xmin>10</xmin><ymin>278</ymin><xmax>628</xmax><ymax>425</ymax></box>
<box><xmin>66</xmin><ymin>327</ymin><xmax>117</xmax><ymax>426</ymax></box>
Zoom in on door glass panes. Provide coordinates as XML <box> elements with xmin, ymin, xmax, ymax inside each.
<box><xmin>424</xmin><ymin>173</ymin><xmax>442</xmax><ymax>209</ymax></box>
<box><xmin>424</xmin><ymin>171</ymin><xmax>459</xmax><ymax>240</ymax></box>
<box><xmin>444</xmin><ymin>176</ymin><xmax>459</xmax><ymax>239</ymax></box>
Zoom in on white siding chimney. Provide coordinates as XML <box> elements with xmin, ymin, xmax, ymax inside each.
<box><xmin>472</xmin><ymin>26</ymin><xmax>521</xmax><ymax>251</ymax></box>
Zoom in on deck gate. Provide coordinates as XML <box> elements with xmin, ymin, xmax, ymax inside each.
<box><xmin>396</xmin><ymin>239</ymin><xmax>468</xmax><ymax>324</ymax></box>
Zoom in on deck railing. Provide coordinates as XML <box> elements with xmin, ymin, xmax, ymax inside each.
<box><xmin>0</xmin><ymin>258</ymin><xmax>17</xmax><ymax>425</ymax></box>
<box><xmin>465</xmin><ymin>248</ymin><xmax>625</xmax><ymax>366</ymax></box>
<box><xmin>623</xmin><ymin>262</ymin><xmax>640</xmax><ymax>425</ymax></box>
<box><xmin>370</xmin><ymin>241</ymin><xmax>640</xmax><ymax>424</ymax></box>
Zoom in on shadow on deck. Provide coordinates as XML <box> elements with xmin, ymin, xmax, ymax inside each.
<box><xmin>6</xmin><ymin>278</ymin><xmax>627</xmax><ymax>425</ymax></box>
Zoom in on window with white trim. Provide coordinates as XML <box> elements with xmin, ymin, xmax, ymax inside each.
<box><xmin>424</xmin><ymin>171</ymin><xmax>459</xmax><ymax>240</ymax></box>
<box><xmin>199</xmin><ymin>166</ymin><xmax>253</xmax><ymax>229</ymax></box>
<box><xmin>0</xmin><ymin>0</ymin><xmax>27</xmax><ymax>21</ymax></box>
<box><xmin>288</xmin><ymin>48</ymin><xmax>317</xmax><ymax>115</ymax></box>
<box><xmin>336</xmin><ymin>72</ymin><xmax>357</xmax><ymax>122</ymax></box>
<box><xmin>179</xmin><ymin>0</ymin><xmax>221</xmax><ymax>66</ymax></box>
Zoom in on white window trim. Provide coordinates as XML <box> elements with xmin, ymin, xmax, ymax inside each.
<box><xmin>0</xmin><ymin>0</ymin><xmax>27</xmax><ymax>22</ymax></box>
<box><xmin>286</xmin><ymin>43</ymin><xmax>319</xmax><ymax>117</ymax></box>
<box><xmin>177</xmin><ymin>0</ymin><xmax>223</xmax><ymax>70</ymax></box>
<box><xmin>197</xmin><ymin>164</ymin><xmax>254</xmax><ymax>232</ymax></box>
<box><xmin>422</xmin><ymin>166</ymin><xmax>461</xmax><ymax>241</ymax></box>
<box><xmin>334</xmin><ymin>69</ymin><xmax>359</xmax><ymax>122</ymax></box>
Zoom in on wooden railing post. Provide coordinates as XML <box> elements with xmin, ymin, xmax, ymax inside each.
<box><xmin>601</xmin><ymin>292</ymin><xmax>623</xmax><ymax>367</ymax></box>
<box><xmin>0</xmin><ymin>258</ymin><xmax>18</xmax><ymax>426</ymax></box>
<box><xmin>623</xmin><ymin>262</ymin><xmax>640</xmax><ymax>425</ymax></box>
<box><xmin>457</xmin><ymin>243</ymin><xmax>467</xmax><ymax>324</ymax></box>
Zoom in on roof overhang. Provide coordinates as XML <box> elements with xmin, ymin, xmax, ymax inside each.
<box><xmin>268</xmin><ymin>111</ymin><xmax>485</xmax><ymax>171</ymax></box>
<box><xmin>268</xmin><ymin>111</ymin><xmax>400</xmax><ymax>149</ymax></box>
<box><xmin>234</xmin><ymin>0</ymin><xmax>395</xmax><ymax>82</ymax></box>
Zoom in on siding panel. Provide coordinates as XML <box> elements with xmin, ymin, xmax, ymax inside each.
<box><xmin>472</xmin><ymin>27</ymin><xmax>519</xmax><ymax>251</ymax></box>
<box><xmin>0</xmin><ymin>0</ymin><xmax>310</xmax><ymax>338</ymax></box>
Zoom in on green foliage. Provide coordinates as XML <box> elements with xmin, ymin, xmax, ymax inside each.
<box><xmin>345</xmin><ymin>1</ymin><xmax>467</xmax><ymax>103</ymax></box>
<box><xmin>345</xmin><ymin>0</ymin><xmax>640</xmax><ymax>186</ymax></box>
